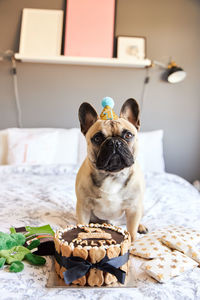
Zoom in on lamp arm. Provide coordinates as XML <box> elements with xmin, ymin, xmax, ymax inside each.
<box><xmin>152</xmin><ymin>60</ymin><xmax>168</xmax><ymax>69</ymax></box>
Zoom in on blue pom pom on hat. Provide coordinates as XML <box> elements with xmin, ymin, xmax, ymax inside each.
<box><xmin>101</xmin><ymin>97</ymin><xmax>114</xmax><ymax>109</ymax></box>
<box><xmin>100</xmin><ymin>97</ymin><xmax>118</xmax><ymax>120</ymax></box>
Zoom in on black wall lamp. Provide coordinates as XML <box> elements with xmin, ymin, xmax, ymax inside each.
<box><xmin>152</xmin><ymin>60</ymin><xmax>187</xmax><ymax>83</ymax></box>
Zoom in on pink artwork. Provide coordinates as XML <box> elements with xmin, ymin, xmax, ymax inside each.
<box><xmin>64</xmin><ymin>0</ymin><xmax>115</xmax><ymax>58</ymax></box>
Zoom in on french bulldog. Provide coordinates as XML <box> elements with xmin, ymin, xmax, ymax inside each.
<box><xmin>75</xmin><ymin>98</ymin><xmax>147</xmax><ymax>241</ymax></box>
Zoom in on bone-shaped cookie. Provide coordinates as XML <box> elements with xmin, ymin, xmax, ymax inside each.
<box><xmin>83</xmin><ymin>227</ymin><xmax>103</xmax><ymax>233</ymax></box>
<box><xmin>78</xmin><ymin>232</ymin><xmax>112</xmax><ymax>240</ymax></box>
<box><xmin>88</xmin><ymin>248</ymin><xmax>106</xmax><ymax>286</ymax></box>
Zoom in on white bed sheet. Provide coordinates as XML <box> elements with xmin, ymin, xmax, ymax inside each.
<box><xmin>0</xmin><ymin>164</ymin><xmax>200</xmax><ymax>300</ymax></box>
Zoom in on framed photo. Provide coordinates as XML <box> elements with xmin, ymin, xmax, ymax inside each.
<box><xmin>64</xmin><ymin>0</ymin><xmax>115</xmax><ymax>58</ymax></box>
<box><xmin>19</xmin><ymin>9</ymin><xmax>64</xmax><ymax>56</ymax></box>
<box><xmin>117</xmin><ymin>36</ymin><xmax>146</xmax><ymax>60</ymax></box>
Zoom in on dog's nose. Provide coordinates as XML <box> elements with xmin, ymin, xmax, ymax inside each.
<box><xmin>115</xmin><ymin>140</ymin><xmax>121</xmax><ymax>148</ymax></box>
<box><xmin>107</xmin><ymin>138</ymin><xmax>122</xmax><ymax>148</ymax></box>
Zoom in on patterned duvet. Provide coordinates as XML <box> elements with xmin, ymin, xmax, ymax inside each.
<box><xmin>0</xmin><ymin>164</ymin><xmax>200</xmax><ymax>300</ymax></box>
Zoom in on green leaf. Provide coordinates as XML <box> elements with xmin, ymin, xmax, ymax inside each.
<box><xmin>9</xmin><ymin>261</ymin><xmax>24</xmax><ymax>272</ymax></box>
<box><xmin>25</xmin><ymin>253</ymin><xmax>46</xmax><ymax>265</ymax></box>
<box><xmin>0</xmin><ymin>246</ymin><xmax>30</xmax><ymax>264</ymax></box>
<box><xmin>25</xmin><ymin>225</ymin><xmax>54</xmax><ymax>236</ymax></box>
<box><xmin>0</xmin><ymin>232</ymin><xmax>25</xmax><ymax>250</ymax></box>
<box><xmin>27</xmin><ymin>239</ymin><xmax>40</xmax><ymax>250</ymax></box>
<box><xmin>0</xmin><ymin>257</ymin><xmax>6</xmax><ymax>269</ymax></box>
<box><xmin>11</xmin><ymin>233</ymin><xmax>26</xmax><ymax>246</ymax></box>
<box><xmin>9</xmin><ymin>227</ymin><xmax>16</xmax><ymax>234</ymax></box>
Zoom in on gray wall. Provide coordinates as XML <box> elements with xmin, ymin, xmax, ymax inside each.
<box><xmin>0</xmin><ymin>0</ymin><xmax>200</xmax><ymax>182</ymax></box>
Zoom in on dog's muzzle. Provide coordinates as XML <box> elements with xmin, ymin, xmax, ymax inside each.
<box><xmin>96</xmin><ymin>137</ymin><xmax>134</xmax><ymax>172</ymax></box>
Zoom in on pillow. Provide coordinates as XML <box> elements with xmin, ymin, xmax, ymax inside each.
<box><xmin>7</xmin><ymin>129</ymin><xmax>58</xmax><ymax>165</ymax></box>
<box><xmin>138</xmin><ymin>130</ymin><xmax>165</xmax><ymax>173</ymax></box>
<box><xmin>78</xmin><ymin>131</ymin><xmax>87</xmax><ymax>166</ymax></box>
<box><xmin>0</xmin><ymin>129</ymin><xmax>8</xmax><ymax>165</ymax></box>
<box><xmin>141</xmin><ymin>250</ymin><xmax>198</xmax><ymax>283</ymax></box>
<box><xmin>54</xmin><ymin>128</ymin><xmax>79</xmax><ymax>165</ymax></box>
<box><xmin>6</xmin><ymin>128</ymin><xmax>79</xmax><ymax>165</ymax></box>
<box><xmin>150</xmin><ymin>225</ymin><xmax>200</xmax><ymax>245</ymax></box>
<box><xmin>161</xmin><ymin>232</ymin><xmax>200</xmax><ymax>264</ymax></box>
<box><xmin>130</xmin><ymin>234</ymin><xmax>170</xmax><ymax>259</ymax></box>
<box><xmin>130</xmin><ymin>225</ymin><xmax>200</xmax><ymax>260</ymax></box>
<box><xmin>77</xmin><ymin>129</ymin><xmax>165</xmax><ymax>172</ymax></box>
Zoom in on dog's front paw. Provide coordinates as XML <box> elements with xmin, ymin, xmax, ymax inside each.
<box><xmin>129</xmin><ymin>232</ymin><xmax>137</xmax><ymax>242</ymax></box>
<box><xmin>137</xmin><ymin>224</ymin><xmax>148</xmax><ymax>234</ymax></box>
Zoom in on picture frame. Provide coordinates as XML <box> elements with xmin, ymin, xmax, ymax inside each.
<box><xmin>64</xmin><ymin>0</ymin><xmax>115</xmax><ymax>58</ymax></box>
<box><xmin>117</xmin><ymin>36</ymin><xmax>146</xmax><ymax>60</ymax></box>
<box><xmin>19</xmin><ymin>8</ymin><xmax>64</xmax><ymax>56</ymax></box>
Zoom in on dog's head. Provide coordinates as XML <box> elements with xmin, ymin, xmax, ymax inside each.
<box><xmin>78</xmin><ymin>98</ymin><xmax>140</xmax><ymax>172</ymax></box>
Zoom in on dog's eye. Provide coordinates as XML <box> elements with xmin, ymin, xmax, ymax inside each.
<box><xmin>94</xmin><ymin>136</ymin><xmax>101</xmax><ymax>143</ymax></box>
<box><xmin>124</xmin><ymin>131</ymin><xmax>133</xmax><ymax>140</ymax></box>
<box><xmin>91</xmin><ymin>132</ymin><xmax>105</xmax><ymax>145</ymax></box>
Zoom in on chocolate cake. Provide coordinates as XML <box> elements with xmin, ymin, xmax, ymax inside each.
<box><xmin>54</xmin><ymin>223</ymin><xmax>131</xmax><ymax>286</ymax></box>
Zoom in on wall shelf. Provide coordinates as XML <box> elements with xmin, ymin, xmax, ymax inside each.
<box><xmin>14</xmin><ymin>53</ymin><xmax>151</xmax><ymax>68</ymax></box>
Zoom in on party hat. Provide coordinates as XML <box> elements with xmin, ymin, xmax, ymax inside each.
<box><xmin>100</xmin><ymin>97</ymin><xmax>118</xmax><ymax>120</ymax></box>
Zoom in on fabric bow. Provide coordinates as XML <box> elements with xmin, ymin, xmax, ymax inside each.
<box><xmin>55</xmin><ymin>251</ymin><xmax>129</xmax><ymax>285</ymax></box>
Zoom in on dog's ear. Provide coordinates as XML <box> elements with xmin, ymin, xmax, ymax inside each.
<box><xmin>120</xmin><ymin>98</ymin><xmax>140</xmax><ymax>130</ymax></box>
<box><xmin>79</xmin><ymin>102</ymin><xmax>99</xmax><ymax>135</ymax></box>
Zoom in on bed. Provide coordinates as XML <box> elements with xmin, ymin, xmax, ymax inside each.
<box><xmin>0</xmin><ymin>128</ymin><xmax>200</xmax><ymax>300</ymax></box>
